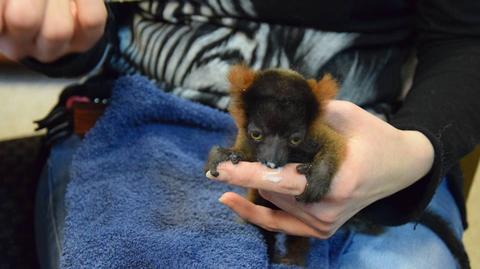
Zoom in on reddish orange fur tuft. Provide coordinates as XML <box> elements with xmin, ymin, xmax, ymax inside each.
<box><xmin>307</xmin><ymin>73</ymin><xmax>338</xmax><ymax>108</ymax></box>
<box><xmin>228</xmin><ymin>65</ymin><xmax>256</xmax><ymax>93</ymax></box>
<box><xmin>228</xmin><ymin>65</ymin><xmax>256</xmax><ymax>129</ymax></box>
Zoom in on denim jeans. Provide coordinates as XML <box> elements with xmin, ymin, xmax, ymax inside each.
<box><xmin>35</xmin><ymin>135</ymin><xmax>464</xmax><ymax>269</ymax></box>
<box><xmin>35</xmin><ymin>135</ymin><xmax>82</xmax><ymax>269</ymax></box>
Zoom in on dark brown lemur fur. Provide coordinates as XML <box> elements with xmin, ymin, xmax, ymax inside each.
<box><xmin>204</xmin><ymin>65</ymin><xmax>345</xmax><ymax>265</ymax></box>
<box><xmin>205</xmin><ymin>65</ymin><xmax>345</xmax><ymax>203</ymax></box>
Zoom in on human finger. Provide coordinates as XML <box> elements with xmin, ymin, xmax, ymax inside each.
<box><xmin>206</xmin><ymin>162</ymin><xmax>307</xmax><ymax>196</ymax></box>
<box><xmin>70</xmin><ymin>0</ymin><xmax>107</xmax><ymax>53</ymax></box>
<box><xmin>219</xmin><ymin>192</ymin><xmax>327</xmax><ymax>238</ymax></box>
<box><xmin>3</xmin><ymin>0</ymin><xmax>45</xmax><ymax>39</ymax></box>
<box><xmin>34</xmin><ymin>0</ymin><xmax>74</xmax><ymax>62</ymax></box>
<box><xmin>260</xmin><ymin>189</ymin><xmax>366</xmax><ymax>236</ymax></box>
<box><xmin>258</xmin><ymin>190</ymin><xmax>339</xmax><ymax>234</ymax></box>
<box><xmin>0</xmin><ymin>0</ymin><xmax>46</xmax><ymax>59</ymax></box>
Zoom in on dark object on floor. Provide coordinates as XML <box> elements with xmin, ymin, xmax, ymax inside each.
<box><xmin>0</xmin><ymin>135</ymin><xmax>46</xmax><ymax>269</ymax></box>
<box><xmin>72</xmin><ymin>103</ymin><xmax>106</xmax><ymax>136</ymax></box>
<box><xmin>35</xmin><ymin>75</ymin><xmax>114</xmax><ymax>147</ymax></box>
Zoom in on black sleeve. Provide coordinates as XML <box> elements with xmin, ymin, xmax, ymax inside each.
<box><xmin>21</xmin><ymin>33</ymin><xmax>110</xmax><ymax>77</ymax></box>
<box><xmin>361</xmin><ymin>0</ymin><xmax>480</xmax><ymax>226</ymax></box>
<box><xmin>20</xmin><ymin>4</ymin><xmax>116</xmax><ymax>78</ymax></box>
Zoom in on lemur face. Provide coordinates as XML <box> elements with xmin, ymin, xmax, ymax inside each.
<box><xmin>227</xmin><ymin>65</ymin><xmax>338</xmax><ymax>168</ymax></box>
<box><xmin>247</xmin><ymin>114</ymin><xmax>307</xmax><ymax>168</ymax></box>
<box><xmin>243</xmin><ymin>71</ymin><xmax>317</xmax><ymax>168</ymax></box>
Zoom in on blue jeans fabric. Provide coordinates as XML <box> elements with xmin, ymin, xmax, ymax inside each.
<box><xmin>35</xmin><ymin>135</ymin><xmax>464</xmax><ymax>269</ymax></box>
<box><xmin>35</xmin><ymin>135</ymin><xmax>82</xmax><ymax>269</ymax></box>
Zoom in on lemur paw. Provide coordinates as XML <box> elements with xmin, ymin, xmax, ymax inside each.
<box><xmin>204</xmin><ymin>146</ymin><xmax>244</xmax><ymax>177</ymax></box>
<box><xmin>296</xmin><ymin>163</ymin><xmax>313</xmax><ymax>175</ymax></box>
<box><xmin>228</xmin><ymin>152</ymin><xmax>242</xmax><ymax>164</ymax></box>
<box><xmin>295</xmin><ymin>161</ymin><xmax>332</xmax><ymax>203</ymax></box>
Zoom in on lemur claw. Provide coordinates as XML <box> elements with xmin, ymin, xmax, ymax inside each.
<box><xmin>229</xmin><ymin>153</ymin><xmax>242</xmax><ymax>164</ymax></box>
<box><xmin>209</xmin><ymin>170</ymin><xmax>220</xmax><ymax>177</ymax></box>
<box><xmin>296</xmin><ymin>163</ymin><xmax>313</xmax><ymax>175</ymax></box>
<box><xmin>204</xmin><ymin>146</ymin><xmax>244</xmax><ymax>178</ymax></box>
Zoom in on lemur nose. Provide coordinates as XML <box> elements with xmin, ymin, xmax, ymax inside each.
<box><xmin>265</xmin><ymin>161</ymin><xmax>277</xmax><ymax>169</ymax></box>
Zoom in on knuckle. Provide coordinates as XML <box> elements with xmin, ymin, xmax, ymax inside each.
<box><xmin>79</xmin><ymin>8</ymin><xmax>107</xmax><ymax>30</ymax></box>
<box><xmin>315</xmin><ymin>225</ymin><xmax>335</xmax><ymax>238</ymax></box>
<box><xmin>315</xmin><ymin>234</ymin><xmax>329</xmax><ymax>239</ymax></box>
<box><xmin>246</xmin><ymin>168</ymin><xmax>262</xmax><ymax>185</ymax></box>
<box><xmin>262</xmin><ymin>225</ymin><xmax>277</xmax><ymax>232</ymax></box>
<box><xmin>293</xmin><ymin>182</ymin><xmax>307</xmax><ymax>196</ymax></box>
<box><xmin>330</xmin><ymin>176</ymin><xmax>358</xmax><ymax>202</ymax></box>
<box><xmin>320</xmin><ymin>211</ymin><xmax>339</xmax><ymax>224</ymax></box>
<box><xmin>314</xmin><ymin>230</ymin><xmax>331</xmax><ymax>239</ymax></box>
<box><xmin>263</xmin><ymin>220</ymin><xmax>278</xmax><ymax>232</ymax></box>
<box><xmin>331</xmin><ymin>186</ymin><xmax>353</xmax><ymax>203</ymax></box>
<box><xmin>323</xmin><ymin>229</ymin><xmax>335</xmax><ymax>238</ymax></box>
<box><xmin>5</xmin><ymin>7</ymin><xmax>42</xmax><ymax>31</ymax></box>
<box><xmin>279</xmin><ymin>180</ymin><xmax>303</xmax><ymax>195</ymax></box>
<box><xmin>262</xmin><ymin>211</ymin><xmax>280</xmax><ymax>231</ymax></box>
<box><xmin>42</xmin><ymin>25</ymin><xmax>74</xmax><ymax>44</ymax></box>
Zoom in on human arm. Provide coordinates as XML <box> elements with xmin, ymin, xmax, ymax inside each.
<box><xmin>212</xmin><ymin>0</ymin><xmax>480</xmax><ymax>233</ymax></box>
<box><xmin>363</xmin><ymin>0</ymin><xmax>480</xmax><ymax>225</ymax></box>
<box><xmin>214</xmin><ymin>0</ymin><xmax>480</xmax><ymax>232</ymax></box>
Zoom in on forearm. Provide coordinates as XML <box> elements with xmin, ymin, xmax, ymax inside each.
<box><xmin>362</xmin><ymin>34</ymin><xmax>480</xmax><ymax>226</ymax></box>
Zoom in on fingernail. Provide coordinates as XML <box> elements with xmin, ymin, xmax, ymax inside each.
<box><xmin>206</xmin><ymin>170</ymin><xmax>223</xmax><ymax>180</ymax></box>
<box><xmin>206</xmin><ymin>170</ymin><xmax>214</xmax><ymax>179</ymax></box>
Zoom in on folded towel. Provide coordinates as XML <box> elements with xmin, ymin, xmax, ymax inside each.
<box><xmin>61</xmin><ymin>75</ymin><xmax>352</xmax><ymax>269</ymax></box>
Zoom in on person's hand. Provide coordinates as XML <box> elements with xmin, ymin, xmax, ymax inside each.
<box><xmin>207</xmin><ymin>100</ymin><xmax>434</xmax><ymax>238</ymax></box>
<box><xmin>0</xmin><ymin>0</ymin><xmax>107</xmax><ymax>63</ymax></box>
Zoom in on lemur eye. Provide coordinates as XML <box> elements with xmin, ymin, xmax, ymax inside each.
<box><xmin>250</xmin><ymin>131</ymin><xmax>263</xmax><ymax>141</ymax></box>
<box><xmin>290</xmin><ymin>136</ymin><xmax>302</xmax><ymax>145</ymax></box>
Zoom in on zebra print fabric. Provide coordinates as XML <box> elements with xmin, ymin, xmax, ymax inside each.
<box><xmin>108</xmin><ymin>0</ymin><xmax>407</xmax><ymax>111</ymax></box>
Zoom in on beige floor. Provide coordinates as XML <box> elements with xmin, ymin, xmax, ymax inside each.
<box><xmin>0</xmin><ymin>65</ymin><xmax>75</xmax><ymax>139</ymax></box>
<box><xmin>465</xmin><ymin>176</ymin><xmax>480</xmax><ymax>268</ymax></box>
<box><xmin>0</xmin><ymin>64</ymin><xmax>478</xmax><ymax>267</ymax></box>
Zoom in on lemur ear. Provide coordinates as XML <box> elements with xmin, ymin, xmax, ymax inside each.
<box><xmin>228</xmin><ymin>64</ymin><xmax>256</xmax><ymax>93</ymax></box>
<box><xmin>307</xmin><ymin>73</ymin><xmax>339</xmax><ymax>106</ymax></box>
<box><xmin>227</xmin><ymin>65</ymin><xmax>256</xmax><ymax>129</ymax></box>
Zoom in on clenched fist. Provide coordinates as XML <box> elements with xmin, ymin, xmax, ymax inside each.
<box><xmin>0</xmin><ymin>0</ymin><xmax>107</xmax><ymax>63</ymax></box>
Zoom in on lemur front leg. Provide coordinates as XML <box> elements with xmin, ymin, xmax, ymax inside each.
<box><xmin>295</xmin><ymin>124</ymin><xmax>345</xmax><ymax>203</ymax></box>
<box><xmin>204</xmin><ymin>146</ymin><xmax>245</xmax><ymax>177</ymax></box>
<box><xmin>295</xmin><ymin>151</ymin><xmax>339</xmax><ymax>203</ymax></box>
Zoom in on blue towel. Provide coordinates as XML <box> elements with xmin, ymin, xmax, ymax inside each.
<box><xmin>61</xmin><ymin>75</ymin><xmax>352</xmax><ymax>269</ymax></box>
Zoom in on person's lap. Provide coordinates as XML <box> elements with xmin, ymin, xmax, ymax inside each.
<box><xmin>35</xmin><ymin>135</ymin><xmax>463</xmax><ymax>269</ymax></box>
<box><xmin>338</xmin><ymin>177</ymin><xmax>462</xmax><ymax>269</ymax></box>
<box><xmin>35</xmin><ymin>135</ymin><xmax>82</xmax><ymax>269</ymax></box>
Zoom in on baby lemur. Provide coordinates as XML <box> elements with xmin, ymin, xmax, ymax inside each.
<box><xmin>206</xmin><ymin>65</ymin><xmax>344</xmax><ymax>204</ymax></box>
<box><xmin>204</xmin><ymin>65</ymin><xmax>343</xmax><ymax>265</ymax></box>
<box><xmin>204</xmin><ymin>65</ymin><xmax>470</xmax><ymax>268</ymax></box>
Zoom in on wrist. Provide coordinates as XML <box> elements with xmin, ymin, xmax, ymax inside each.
<box><xmin>399</xmin><ymin>130</ymin><xmax>435</xmax><ymax>184</ymax></box>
